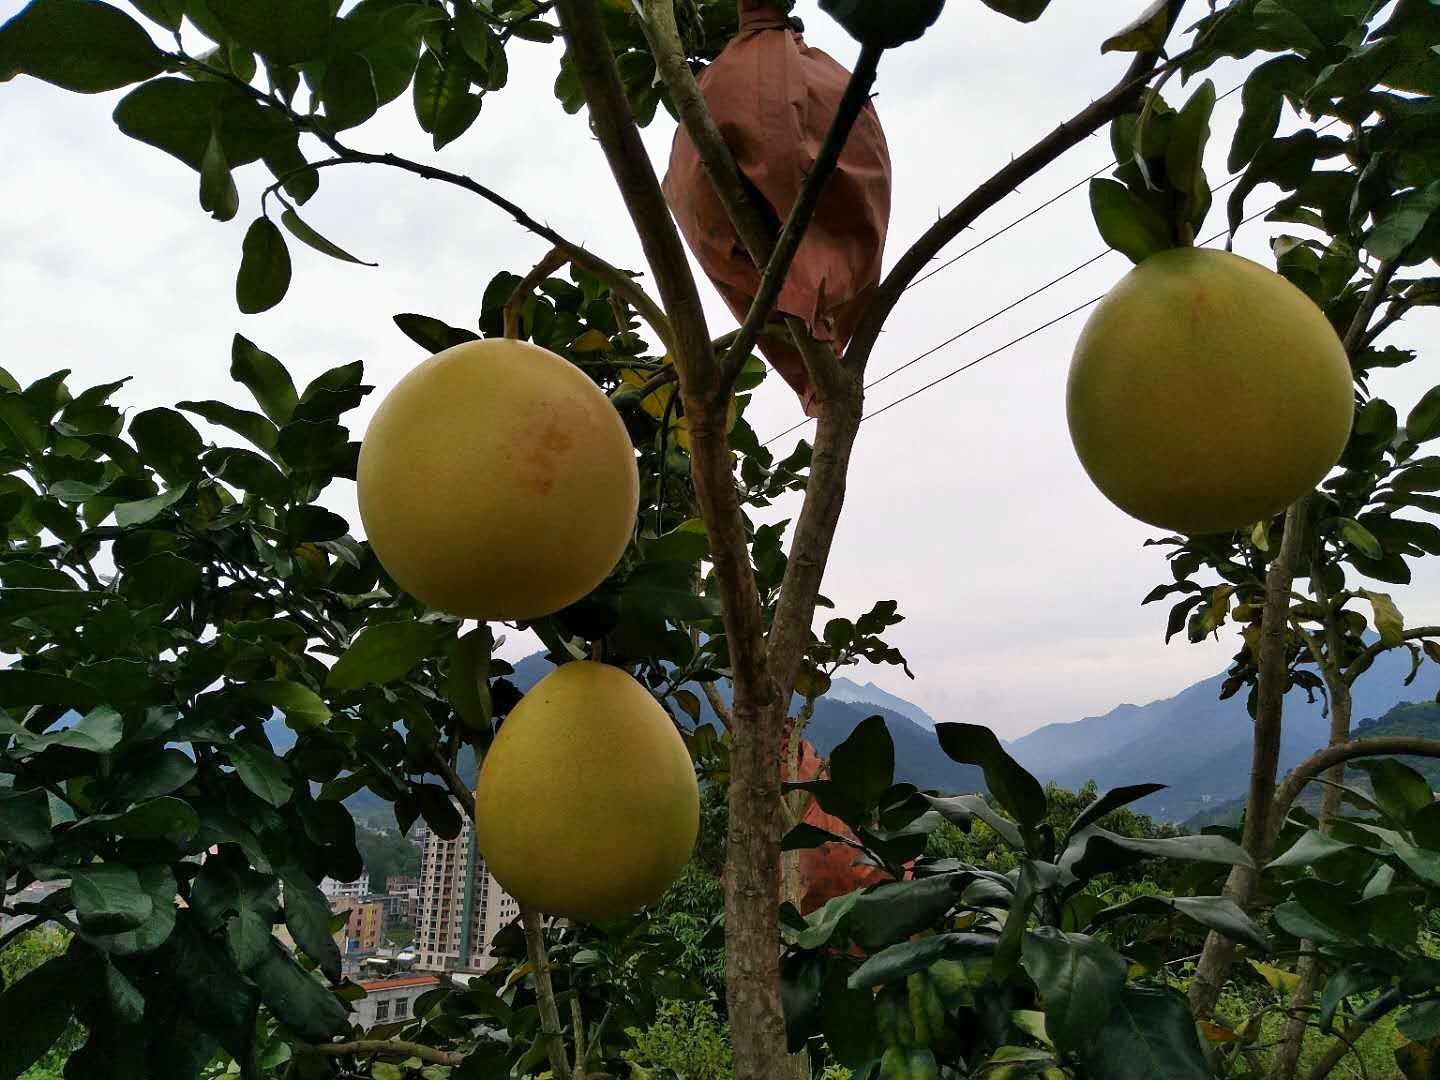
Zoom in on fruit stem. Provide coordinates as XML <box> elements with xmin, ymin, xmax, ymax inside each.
<box><xmin>1177</xmin><ymin>222</ymin><xmax>1196</xmax><ymax>246</ymax></box>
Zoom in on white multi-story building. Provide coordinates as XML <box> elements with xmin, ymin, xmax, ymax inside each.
<box><xmin>413</xmin><ymin>808</ymin><xmax>519</xmax><ymax>973</ymax></box>
<box><xmin>351</xmin><ymin>974</ymin><xmax>440</xmax><ymax>1029</ymax></box>
<box><xmin>319</xmin><ymin>871</ymin><xmax>369</xmax><ymax>901</ymax></box>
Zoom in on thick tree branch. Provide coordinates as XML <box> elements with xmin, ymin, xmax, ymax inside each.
<box><xmin>306</xmin><ymin>1040</ymin><xmax>464</xmax><ymax>1066</ymax></box>
<box><xmin>1270</xmin><ymin>736</ymin><xmax>1440</xmax><ymax>844</ymax></box>
<box><xmin>522</xmin><ymin>905</ymin><xmax>572</xmax><ymax>1080</ymax></box>
<box><xmin>1302</xmin><ymin>1015</ymin><xmax>1379</xmax><ymax>1080</ymax></box>
<box><xmin>701</xmin><ymin>679</ymin><xmax>733</xmax><ymax>728</ymax></box>
<box><xmin>846</xmin><ymin>1</ymin><xmax>1191</xmax><ymax>374</ymax></box>
<box><xmin>431</xmin><ymin>751</ymin><xmax>476</xmax><ymax>821</ymax></box>
<box><xmin>505</xmin><ymin>247</ymin><xmax>573</xmax><ymax>339</ymax></box>
<box><xmin>1343</xmin><ymin>258</ymin><xmax>1401</xmax><ymax>354</ymax></box>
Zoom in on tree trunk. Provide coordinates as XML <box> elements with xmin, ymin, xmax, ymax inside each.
<box><xmin>725</xmin><ymin>694</ymin><xmax>789</xmax><ymax>1080</ymax></box>
<box><xmin>1190</xmin><ymin>500</ymin><xmax>1306</xmax><ymax>1019</ymax></box>
<box><xmin>1274</xmin><ymin>667</ymin><xmax>1352</xmax><ymax>1079</ymax></box>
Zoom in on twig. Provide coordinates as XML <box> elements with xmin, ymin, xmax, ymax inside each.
<box><xmin>431</xmin><ymin>752</ymin><xmax>476</xmax><ymax>822</ymax></box>
<box><xmin>505</xmin><ymin>248</ymin><xmax>572</xmax><ymax>339</ymax></box>
<box><xmin>304</xmin><ymin>1040</ymin><xmax>463</xmax><ymax>1066</ymax></box>
<box><xmin>522</xmin><ymin>905</ymin><xmax>572</xmax><ymax>1080</ymax></box>
<box><xmin>846</xmin><ymin>1</ymin><xmax>1193</xmax><ymax>374</ymax></box>
<box><xmin>1342</xmin><ymin>626</ymin><xmax>1440</xmax><ymax>685</ymax></box>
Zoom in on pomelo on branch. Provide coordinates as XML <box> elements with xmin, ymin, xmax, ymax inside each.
<box><xmin>473</xmin><ymin>661</ymin><xmax>700</xmax><ymax>921</ymax></box>
<box><xmin>357</xmin><ymin>338</ymin><xmax>639</xmax><ymax>620</ymax></box>
<box><xmin>1066</xmin><ymin>247</ymin><xmax>1354</xmax><ymax>535</ymax></box>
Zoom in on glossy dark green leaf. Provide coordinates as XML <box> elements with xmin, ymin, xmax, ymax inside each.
<box><xmin>848</xmin><ymin>874</ymin><xmax>968</xmax><ymax>952</ymax></box>
<box><xmin>328</xmin><ymin>620</ymin><xmax>446</xmax><ymax>689</ymax></box>
<box><xmin>1090</xmin><ymin>177</ymin><xmax>1173</xmax><ymax>264</ymax></box>
<box><xmin>847</xmin><ymin>931</ymin><xmax>997</xmax><ymax>990</ymax></box>
<box><xmin>1066</xmin><ymin>782</ymin><xmax>1167</xmax><ymax>841</ymax></box>
<box><xmin>236</xmin><ymin>217</ymin><xmax>292</xmax><ymax>314</ymax></box>
<box><xmin>130</xmin><ymin>0</ymin><xmax>184</xmax><ymax>30</ymax></box>
<box><xmin>1268</xmin><ymin>828</ymin><xmax>1355</xmax><ymax>869</ymax></box>
<box><xmin>922</xmin><ymin>792</ymin><xmax>1024</xmax><ymax>850</ymax></box>
<box><xmin>121</xmin><ymin>748</ymin><xmax>197</xmax><ymax>801</ymax></box>
<box><xmin>198</xmin><ymin>125</ymin><xmax>238</xmax><ymax>221</ymax></box>
<box><xmin>248</xmin><ymin>940</ymin><xmax>349</xmax><ymax>1041</ymax></box>
<box><xmin>113</xmin><ymin>77</ymin><xmax>291</xmax><ymax>170</ymax></box>
<box><xmin>211</xmin><ymin>448</ymin><xmax>288</xmax><ymax>503</ymax></box>
<box><xmin>976</xmin><ymin>0</ymin><xmax>1050</xmax><ymax>22</ymax></box>
<box><xmin>412</xmin><ymin>49</ymin><xmax>483</xmax><ymax>150</ymax></box>
<box><xmin>167</xmin><ymin>912</ymin><xmax>260</xmax><ymax>1061</ymax></box>
<box><xmin>1064</xmin><ymin>826</ymin><xmax>1253</xmax><ymax>879</ymax></box>
<box><xmin>1274</xmin><ymin>900</ymin><xmax>1347</xmax><ymax>945</ymax></box>
<box><xmin>1407</xmin><ymin>384</ymin><xmax>1440</xmax><ymax>443</ymax></box>
<box><xmin>1166</xmin><ymin>79</ymin><xmax>1216</xmax><ymax>227</ymax></box>
<box><xmin>7</xmin><ymin>704</ymin><xmax>123</xmax><ymax>753</ymax></box>
<box><xmin>228</xmin><ymin>742</ymin><xmax>294</xmax><ymax>806</ymax></box>
<box><xmin>1021</xmin><ymin>928</ymin><xmax>1127</xmax><ymax>1054</ymax></box>
<box><xmin>1399</xmin><ymin>1001</ymin><xmax>1440</xmax><ymax>1042</ymax></box>
<box><xmin>392</xmin><ymin>312</ymin><xmax>480</xmax><ymax>353</ymax></box>
<box><xmin>72</xmin><ymin>863</ymin><xmax>154</xmax><ymax>932</ymax></box>
<box><xmin>0</xmin><ymin>954</ymin><xmax>78</xmax><ymax>1080</ymax></box>
<box><xmin>1340</xmin><ymin>517</ymin><xmax>1384</xmax><ymax>559</ymax></box>
<box><xmin>1355</xmin><ymin>758</ymin><xmax>1433</xmax><ymax>823</ymax></box>
<box><xmin>88</xmin><ymin>796</ymin><xmax>199</xmax><ymax>840</ymax></box>
<box><xmin>279</xmin><ymin>208</ymin><xmax>376</xmax><ymax>265</ymax></box>
<box><xmin>0</xmin><ymin>670</ymin><xmax>103</xmax><ymax>709</ymax></box>
<box><xmin>828</xmin><ymin>714</ymin><xmax>895</xmax><ymax>813</ymax></box>
<box><xmin>321</xmin><ymin>50</ymin><xmax>378</xmax><ymax>131</ymax></box>
<box><xmin>114</xmin><ymin>482</ymin><xmax>189</xmax><ymax>527</ymax></box>
<box><xmin>176</xmin><ymin>398</ymin><xmax>279</xmax><ymax>453</ymax></box>
<box><xmin>120</xmin><ymin>551</ymin><xmax>201</xmax><ymax>611</ymax></box>
<box><xmin>1101</xmin><ymin>0</ymin><xmax>1169</xmax><ymax>53</ymax></box>
<box><xmin>263</xmin><ymin>134</ymin><xmax>319</xmax><ymax>205</ymax></box>
<box><xmin>0</xmin><ymin>785</ymin><xmax>51</xmax><ymax>853</ymax></box>
<box><xmin>205</xmin><ymin>0</ymin><xmax>332</xmax><ymax>64</ymax></box>
<box><xmin>1084</xmin><ymin>987</ymin><xmax>1211</xmax><ymax>1079</ymax></box>
<box><xmin>129</xmin><ymin>407</ymin><xmax>204</xmax><ymax>484</ymax></box>
<box><xmin>935</xmin><ymin>722</ymin><xmax>1046</xmax><ymax>828</ymax></box>
<box><xmin>0</xmin><ymin>0</ymin><xmax>167</xmax><ymax>92</ymax></box>
<box><xmin>415</xmin><ymin>782</ymin><xmax>463</xmax><ymax>840</ymax></box>
<box><xmin>280</xmin><ymin>864</ymin><xmax>341</xmax><ymax>981</ymax></box>
<box><xmin>1367</xmin><ymin>180</ymin><xmax>1440</xmax><ymax>260</ymax></box>
<box><xmin>229</xmin><ymin>335</ymin><xmax>298</xmax><ymax>424</ymax></box>
<box><xmin>1089</xmin><ymin>894</ymin><xmax>1268</xmax><ymax>949</ymax></box>
<box><xmin>818</xmin><ymin>0</ymin><xmax>945</xmax><ymax>46</ymax></box>
<box><xmin>1319</xmin><ymin>965</ymin><xmax>1384</xmax><ymax>1033</ymax></box>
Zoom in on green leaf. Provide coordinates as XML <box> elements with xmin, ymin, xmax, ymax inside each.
<box><xmin>228</xmin><ymin>742</ymin><xmax>294</xmax><ymax>807</ymax></box>
<box><xmin>89</xmin><ymin>796</ymin><xmax>200</xmax><ymax>840</ymax></box>
<box><xmin>279</xmin><ymin>208</ymin><xmax>376</xmax><ymax>265</ymax></box>
<box><xmin>1165</xmin><ymin>79</ymin><xmax>1216</xmax><ymax>228</ymax></box>
<box><xmin>204</xmin><ymin>0</ymin><xmax>332</xmax><ymax>64</ymax></box>
<box><xmin>249</xmin><ymin>940</ymin><xmax>349</xmax><ymax>1041</ymax></box>
<box><xmin>1399</xmin><ymin>1001</ymin><xmax>1440</xmax><ymax>1042</ymax></box>
<box><xmin>10</xmin><ymin>705</ymin><xmax>125</xmax><ymax>753</ymax></box>
<box><xmin>1359</xmin><ymin>588</ymin><xmax>1404</xmax><ymax>645</ymax></box>
<box><xmin>1366</xmin><ymin>180</ymin><xmax>1440</xmax><ymax>261</ymax></box>
<box><xmin>321</xmin><ymin>50</ymin><xmax>378</xmax><ymax>131</ymax></box>
<box><xmin>1089</xmin><ymin>178</ymin><xmax>1173</xmax><ymax>264</ymax></box>
<box><xmin>446</xmin><ymin>625</ymin><xmax>493</xmax><ymax>736</ymax></box>
<box><xmin>817</xmin><ymin>0</ymin><xmax>946</xmax><ymax>47</ymax></box>
<box><xmin>1021</xmin><ymin>928</ymin><xmax>1127</xmax><ymax>1054</ymax></box>
<box><xmin>1066</xmin><ymin>782</ymin><xmax>1166</xmax><ymax>841</ymax></box>
<box><xmin>847</xmin><ymin>932</ymin><xmax>997</xmax><ymax>990</ymax></box>
<box><xmin>328</xmin><ymin>620</ymin><xmax>446</xmax><ymax>690</ymax></box>
<box><xmin>121</xmin><ymin>748</ymin><xmax>197</xmax><ymax>800</ymax></box>
<box><xmin>1407</xmin><ymin>384</ymin><xmax>1440</xmax><ymax>443</ymax></box>
<box><xmin>1354</xmin><ymin>758</ymin><xmax>1433</xmax><ymax>824</ymax></box>
<box><xmin>280</xmin><ymin>865</ymin><xmax>341</xmax><ymax>981</ymax></box>
<box><xmin>168</xmin><ymin>912</ymin><xmax>261</xmax><ymax>1061</ymax></box>
<box><xmin>0</xmin><ymin>786</ymin><xmax>51</xmax><ymax>853</ymax></box>
<box><xmin>1064</xmin><ymin>826</ymin><xmax>1253</xmax><ymax>879</ymax></box>
<box><xmin>114</xmin><ymin>481</ymin><xmax>189</xmax><ymax>527</ymax></box>
<box><xmin>935</xmin><ymin>722</ymin><xmax>1046</xmax><ymax>829</ymax></box>
<box><xmin>0</xmin><ymin>955</ymin><xmax>79</xmax><ymax>1080</ymax></box>
<box><xmin>112</xmin><ymin>77</ymin><xmax>291</xmax><ymax>171</ymax></box>
<box><xmin>828</xmin><ymin>715</ymin><xmax>895</xmax><ymax>814</ymax></box>
<box><xmin>264</xmin><ymin>135</ymin><xmax>319</xmax><ymax>205</ymax></box>
<box><xmin>922</xmin><ymin>792</ymin><xmax>1025</xmax><ymax>850</ymax></box>
<box><xmin>848</xmin><ymin>874</ymin><xmax>970</xmax><ymax>952</ymax></box>
<box><xmin>198</xmin><ymin>125</ymin><xmax>238</xmax><ymax>222</ymax></box>
<box><xmin>1268</xmin><ymin>828</ymin><xmax>1355</xmax><ymax>869</ymax></box>
<box><xmin>130</xmin><ymin>0</ymin><xmax>184</xmax><ymax>31</ymax></box>
<box><xmin>1084</xmin><ymin>987</ymin><xmax>1212</xmax><ymax>1079</ymax></box>
<box><xmin>1102</xmin><ymin>0</ymin><xmax>1169</xmax><ymax>54</ymax></box>
<box><xmin>0</xmin><ymin>0</ymin><xmax>167</xmax><ymax>92</ymax></box>
<box><xmin>392</xmin><ymin>312</ymin><xmax>479</xmax><ymax>353</ymax></box>
<box><xmin>1340</xmin><ymin>517</ymin><xmax>1383</xmax><ymax>559</ymax></box>
<box><xmin>1088</xmin><ymin>894</ymin><xmax>1268</xmax><ymax>949</ymax></box>
<box><xmin>976</xmin><ymin>0</ymin><xmax>1051</xmax><ymax>22</ymax></box>
<box><xmin>784</xmin><ymin>890</ymin><xmax>862</xmax><ymax>949</ymax></box>
<box><xmin>247</xmin><ymin>679</ymin><xmax>330</xmax><ymax>731</ymax></box>
<box><xmin>177</xmin><ymin>399</ymin><xmax>279</xmax><ymax>453</ymax></box>
<box><xmin>1274</xmin><ymin>900</ymin><xmax>1346</xmax><ymax>945</ymax></box>
<box><xmin>618</xmin><ymin>561</ymin><xmax>722</xmax><ymax>622</ymax></box>
<box><xmin>412</xmin><ymin>49</ymin><xmax>483</xmax><ymax>151</ymax></box>
<box><xmin>1229</xmin><ymin>57</ymin><xmax>1306</xmax><ymax>173</ymax></box>
<box><xmin>72</xmin><ymin>863</ymin><xmax>154</xmax><ymax>932</ymax></box>
<box><xmin>230</xmin><ymin>335</ymin><xmax>298</xmax><ymax>424</ymax></box>
<box><xmin>236</xmin><ymin>217</ymin><xmax>292</xmax><ymax>314</ymax></box>
<box><xmin>130</xmin><ymin>406</ymin><xmax>204</xmax><ymax>483</ymax></box>
<box><xmin>0</xmin><ymin>670</ymin><xmax>103</xmax><ymax>710</ymax></box>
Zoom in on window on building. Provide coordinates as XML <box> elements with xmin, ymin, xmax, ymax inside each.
<box><xmin>394</xmin><ymin>998</ymin><xmax>409</xmax><ymax>1018</ymax></box>
<box><xmin>375</xmin><ymin>1000</ymin><xmax>390</xmax><ymax>1022</ymax></box>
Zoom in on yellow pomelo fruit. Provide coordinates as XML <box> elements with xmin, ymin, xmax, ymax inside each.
<box><xmin>474</xmin><ymin>661</ymin><xmax>700</xmax><ymax>921</ymax></box>
<box><xmin>1067</xmin><ymin>248</ymin><xmax>1354</xmax><ymax>535</ymax></box>
<box><xmin>357</xmin><ymin>338</ymin><xmax>639</xmax><ymax>620</ymax></box>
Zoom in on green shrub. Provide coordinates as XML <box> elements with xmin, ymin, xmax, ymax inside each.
<box><xmin>622</xmin><ymin>999</ymin><xmax>733</xmax><ymax>1080</ymax></box>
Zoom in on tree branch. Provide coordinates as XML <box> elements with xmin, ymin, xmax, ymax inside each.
<box><xmin>1343</xmin><ymin>258</ymin><xmax>1401</xmax><ymax>355</ymax></box>
<box><xmin>522</xmin><ymin>905</ymin><xmax>572</xmax><ymax>1080</ymax></box>
<box><xmin>1271</xmin><ymin>737</ymin><xmax>1440</xmax><ymax>845</ymax></box>
<box><xmin>701</xmin><ymin>679</ymin><xmax>733</xmax><ymax>728</ymax></box>
<box><xmin>1342</xmin><ymin>626</ymin><xmax>1440</xmax><ymax>686</ymax></box>
<box><xmin>846</xmin><ymin>1</ymin><xmax>1191</xmax><ymax>374</ymax></box>
<box><xmin>505</xmin><ymin>247</ymin><xmax>573</xmax><ymax>339</ymax></box>
<box><xmin>431</xmin><ymin>752</ymin><xmax>476</xmax><ymax>821</ymax></box>
<box><xmin>305</xmin><ymin>1040</ymin><xmax>464</xmax><ymax>1066</ymax></box>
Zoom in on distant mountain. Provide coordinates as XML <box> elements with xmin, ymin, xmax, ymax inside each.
<box><xmin>828</xmin><ymin>676</ymin><xmax>935</xmax><ymax>729</ymax></box>
<box><xmin>1008</xmin><ymin>646</ymin><xmax>1440</xmax><ymax>822</ymax></box>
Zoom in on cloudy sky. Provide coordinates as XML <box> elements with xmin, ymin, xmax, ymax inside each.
<box><xmin>3</xmin><ymin>0</ymin><xmax>1436</xmax><ymax>738</ymax></box>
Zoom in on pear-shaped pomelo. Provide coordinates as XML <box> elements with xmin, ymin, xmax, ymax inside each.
<box><xmin>357</xmin><ymin>338</ymin><xmax>639</xmax><ymax>620</ymax></box>
<box><xmin>473</xmin><ymin>661</ymin><xmax>700</xmax><ymax>921</ymax></box>
<box><xmin>1067</xmin><ymin>248</ymin><xmax>1354</xmax><ymax>535</ymax></box>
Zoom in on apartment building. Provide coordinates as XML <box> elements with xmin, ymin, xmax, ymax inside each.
<box><xmin>413</xmin><ymin>811</ymin><xmax>520</xmax><ymax>973</ymax></box>
<box><xmin>319</xmin><ymin>871</ymin><xmax>369</xmax><ymax>901</ymax></box>
<box><xmin>351</xmin><ymin>974</ymin><xmax>440</xmax><ymax>1029</ymax></box>
<box><xmin>333</xmin><ymin>896</ymin><xmax>386</xmax><ymax>954</ymax></box>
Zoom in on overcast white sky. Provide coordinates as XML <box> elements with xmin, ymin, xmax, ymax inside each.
<box><xmin>3</xmin><ymin>0</ymin><xmax>1436</xmax><ymax>738</ymax></box>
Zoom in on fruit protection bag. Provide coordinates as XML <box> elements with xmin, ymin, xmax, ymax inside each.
<box><xmin>661</xmin><ymin>0</ymin><xmax>892</xmax><ymax>415</ymax></box>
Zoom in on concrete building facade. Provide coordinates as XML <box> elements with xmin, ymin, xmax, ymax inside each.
<box><xmin>351</xmin><ymin>974</ymin><xmax>440</xmax><ymax>1029</ymax></box>
<box><xmin>413</xmin><ymin>811</ymin><xmax>519</xmax><ymax>973</ymax></box>
<box><xmin>334</xmin><ymin>896</ymin><xmax>386</xmax><ymax>954</ymax></box>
